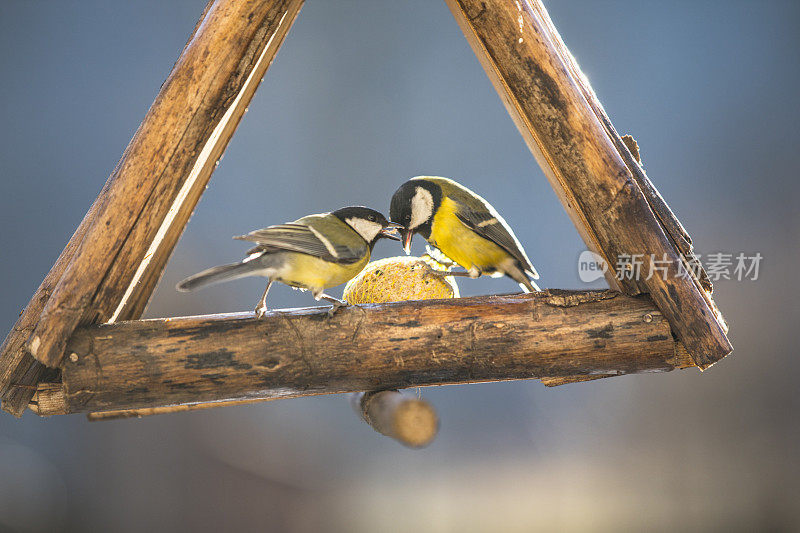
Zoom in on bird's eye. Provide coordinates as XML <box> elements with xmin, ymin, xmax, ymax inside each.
<box><xmin>368</xmin><ymin>215</ymin><xmax>375</xmax><ymax>222</ymax></box>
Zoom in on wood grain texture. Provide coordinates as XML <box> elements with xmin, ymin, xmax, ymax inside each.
<box><xmin>86</xmin><ymin>399</ymin><xmax>278</xmax><ymax>420</ymax></box>
<box><xmin>17</xmin><ymin>0</ymin><xmax>303</xmax><ymax>369</ymax></box>
<box><xmin>1</xmin><ymin>1</ymin><xmax>222</xmax><ymax>416</ymax></box>
<box><xmin>28</xmin><ymin>382</ymin><xmax>67</xmax><ymax>417</ymax></box>
<box><xmin>0</xmin><ymin>202</ymin><xmax>98</xmax><ymax>415</ymax></box>
<box><xmin>444</xmin><ymin>0</ymin><xmax>731</xmax><ymax>367</ymax></box>
<box><xmin>57</xmin><ymin>290</ymin><xmax>695</xmax><ymax>414</ymax></box>
<box><xmin>81</xmin><ymin>256</ymin><xmax>460</xmax><ymax>420</ymax></box>
<box><xmin>30</xmin><ymin>385</ymin><xmax>281</xmax><ymax>418</ymax></box>
<box><xmin>530</xmin><ymin>2</ymin><xmax>695</xmax><ymax>266</ymax></box>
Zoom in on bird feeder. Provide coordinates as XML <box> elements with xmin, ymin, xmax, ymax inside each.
<box><xmin>0</xmin><ymin>0</ymin><xmax>731</xmax><ymax>444</ymax></box>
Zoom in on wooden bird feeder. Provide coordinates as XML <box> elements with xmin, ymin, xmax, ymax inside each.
<box><xmin>0</xmin><ymin>0</ymin><xmax>731</xmax><ymax>441</ymax></box>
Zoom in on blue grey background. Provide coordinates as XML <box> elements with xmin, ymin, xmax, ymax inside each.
<box><xmin>1</xmin><ymin>1</ymin><xmax>798</xmax><ymax>530</ymax></box>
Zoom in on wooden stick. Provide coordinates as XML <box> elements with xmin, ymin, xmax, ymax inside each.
<box><xmin>538</xmin><ymin>0</ymin><xmax>717</xmax><ymax>299</ymax></box>
<box><xmin>80</xmin><ymin>256</ymin><xmax>460</xmax><ymax>420</ymax></box>
<box><xmin>352</xmin><ymin>391</ymin><xmax>439</xmax><ymax>448</ymax></box>
<box><xmin>530</xmin><ymin>4</ymin><xmax>694</xmax><ymax>258</ymax></box>
<box><xmin>86</xmin><ymin>399</ymin><xmax>280</xmax><ymax>421</ymax></box>
<box><xmin>1</xmin><ymin>1</ymin><xmax>224</xmax><ymax>417</ymax></box>
<box><xmin>30</xmin><ymin>385</ymin><xmax>282</xmax><ymax>419</ymax></box>
<box><xmin>53</xmin><ymin>290</ymin><xmax>695</xmax><ymax>414</ymax></box>
<box><xmin>444</xmin><ymin>0</ymin><xmax>731</xmax><ymax>368</ymax></box>
<box><xmin>540</xmin><ymin>375</ymin><xmax>613</xmax><ymax>387</ymax></box>
<box><xmin>0</xmin><ymin>206</ymin><xmax>97</xmax><ymax>415</ymax></box>
<box><xmin>32</xmin><ymin>291</ymin><xmax>697</xmax><ymax>417</ymax></box>
<box><xmin>14</xmin><ymin>0</ymin><xmax>302</xmax><ymax>371</ymax></box>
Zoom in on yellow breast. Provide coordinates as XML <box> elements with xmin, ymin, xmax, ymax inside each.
<box><xmin>277</xmin><ymin>251</ymin><xmax>370</xmax><ymax>292</ymax></box>
<box><xmin>430</xmin><ymin>197</ymin><xmax>509</xmax><ymax>271</ymax></box>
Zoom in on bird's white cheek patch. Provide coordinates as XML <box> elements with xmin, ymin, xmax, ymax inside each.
<box><xmin>346</xmin><ymin>218</ymin><xmax>382</xmax><ymax>242</ymax></box>
<box><xmin>410</xmin><ymin>187</ymin><xmax>434</xmax><ymax>229</ymax></box>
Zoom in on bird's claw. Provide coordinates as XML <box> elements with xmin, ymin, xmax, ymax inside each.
<box><xmin>420</xmin><ymin>261</ymin><xmax>452</xmax><ymax>279</ymax></box>
<box><xmin>327</xmin><ymin>301</ymin><xmax>346</xmax><ymax>318</ymax></box>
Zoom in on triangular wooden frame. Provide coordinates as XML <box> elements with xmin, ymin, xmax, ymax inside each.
<box><xmin>0</xmin><ymin>0</ymin><xmax>731</xmax><ymax>419</ymax></box>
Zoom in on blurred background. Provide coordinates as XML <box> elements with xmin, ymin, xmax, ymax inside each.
<box><xmin>1</xmin><ymin>0</ymin><xmax>798</xmax><ymax>530</ymax></box>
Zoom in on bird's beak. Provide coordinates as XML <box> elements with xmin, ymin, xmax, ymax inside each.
<box><xmin>401</xmin><ymin>229</ymin><xmax>413</xmax><ymax>255</ymax></box>
<box><xmin>379</xmin><ymin>222</ymin><xmax>403</xmax><ymax>241</ymax></box>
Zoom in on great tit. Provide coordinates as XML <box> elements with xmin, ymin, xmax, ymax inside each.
<box><xmin>177</xmin><ymin>206</ymin><xmax>401</xmax><ymax>316</ymax></box>
<box><xmin>389</xmin><ymin>176</ymin><xmax>540</xmax><ymax>292</ymax></box>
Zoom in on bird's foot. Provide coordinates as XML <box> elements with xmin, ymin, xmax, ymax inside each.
<box><xmin>327</xmin><ymin>301</ymin><xmax>346</xmax><ymax>318</ymax></box>
<box><xmin>419</xmin><ymin>261</ymin><xmax>451</xmax><ymax>279</ymax></box>
<box><xmin>420</xmin><ymin>262</ymin><xmax>478</xmax><ymax>279</ymax></box>
<box><xmin>254</xmin><ymin>281</ymin><xmax>273</xmax><ymax>319</ymax></box>
<box><xmin>317</xmin><ymin>294</ymin><xmax>347</xmax><ymax>317</ymax></box>
<box><xmin>446</xmin><ymin>269</ymin><xmax>480</xmax><ymax>278</ymax></box>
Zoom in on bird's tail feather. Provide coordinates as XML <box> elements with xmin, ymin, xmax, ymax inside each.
<box><xmin>509</xmin><ymin>264</ymin><xmax>541</xmax><ymax>293</ymax></box>
<box><xmin>519</xmin><ymin>277</ymin><xmax>541</xmax><ymax>293</ymax></box>
<box><xmin>176</xmin><ymin>261</ymin><xmax>260</xmax><ymax>292</ymax></box>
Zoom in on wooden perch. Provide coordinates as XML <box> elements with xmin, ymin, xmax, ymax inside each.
<box><xmin>30</xmin><ymin>290</ymin><xmax>695</xmax><ymax>415</ymax></box>
<box><xmin>352</xmin><ymin>391</ymin><xmax>439</xmax><ymax>448</ymax></box>
<box><xmin>444</xmin><ymin>0</ymin><xmax>731</xmax><ymax>368</ymax></box>
<box><xmin>0</xmin><ymin>0</ymin><xmax>303</xmax><ymax>415</ymax></box>
<box><xmin>79</xmin><ymin>256</ymin><xmax>458</xmax><ymax>421</ymax></box>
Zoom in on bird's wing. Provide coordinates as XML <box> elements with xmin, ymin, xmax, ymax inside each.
<box><xmin>234</xmin><ymin>223</ymin><xmax>364</xmax><ymax>264</ymax></box>
<box><xmin>454</xmin><ymin>203</ymin><xmax>539</xmax><ymax>278</ymax></box>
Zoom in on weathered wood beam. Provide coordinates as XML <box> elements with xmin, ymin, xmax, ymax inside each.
<box><xmin>1</xmin><ymin>172</ymin><xmax>106</xmax><ymax>416</ymax></box>
<box><xmin>444</xmin><ymin>0</ymin><xmax>732</xmax><ymax>368</ymax></box>
<box><xmin>78</xmin><ymin>255</ymin><xmax>459</xmax><ymax>421</ymax></box>
<box><xmin>535</xmin><ymin>0</ymin><xmax>716</xmax><ymax>298</ymax></box>
<box><xmin>0</xmin><ymin>2</ymin><xmax>225</xmax><ymax>417</ymax></box>
<box><xmin>29</xmin><ymin>386</ymin><xmax>279</xmax><ymax>419</ymax></box>
<box><xmin>53</xmin><ymin>291</ymin><xmax>694</xmax><ymax>414</ymax></box>
<box><xmin>87</xmin><ymin>400</ymin><xmax>275</xmax><ymax>421</ymax></box>
<box><xmin>6</xmin><ymin>0</ymin><xmax>303</xmax><ymax>386</ymax></box>
<box><xmin>1</xmin><ymin>0</ymin><xmax>302</xmax><ymax>417</ymax></box>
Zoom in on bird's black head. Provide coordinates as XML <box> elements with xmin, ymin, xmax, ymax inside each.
<box><xmin>389</xmin><ymin>178</ymin><xmax>442</xmax><ymax>253</ymax></box>
<box><xmin>332</xmin><ymin>206</ymin><xmax>401</xmax><ymax>247</ymax></box>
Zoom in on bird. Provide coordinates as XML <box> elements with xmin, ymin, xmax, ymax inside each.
<box><xmin>176</xmin><ymin>206</ymin><xmax>401</xmax><ymax>316</ymax></box>
<box><xmin>389</xmin><ymin>176</ymin><xmax>540</xmax><ymax>292</ymax></box>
